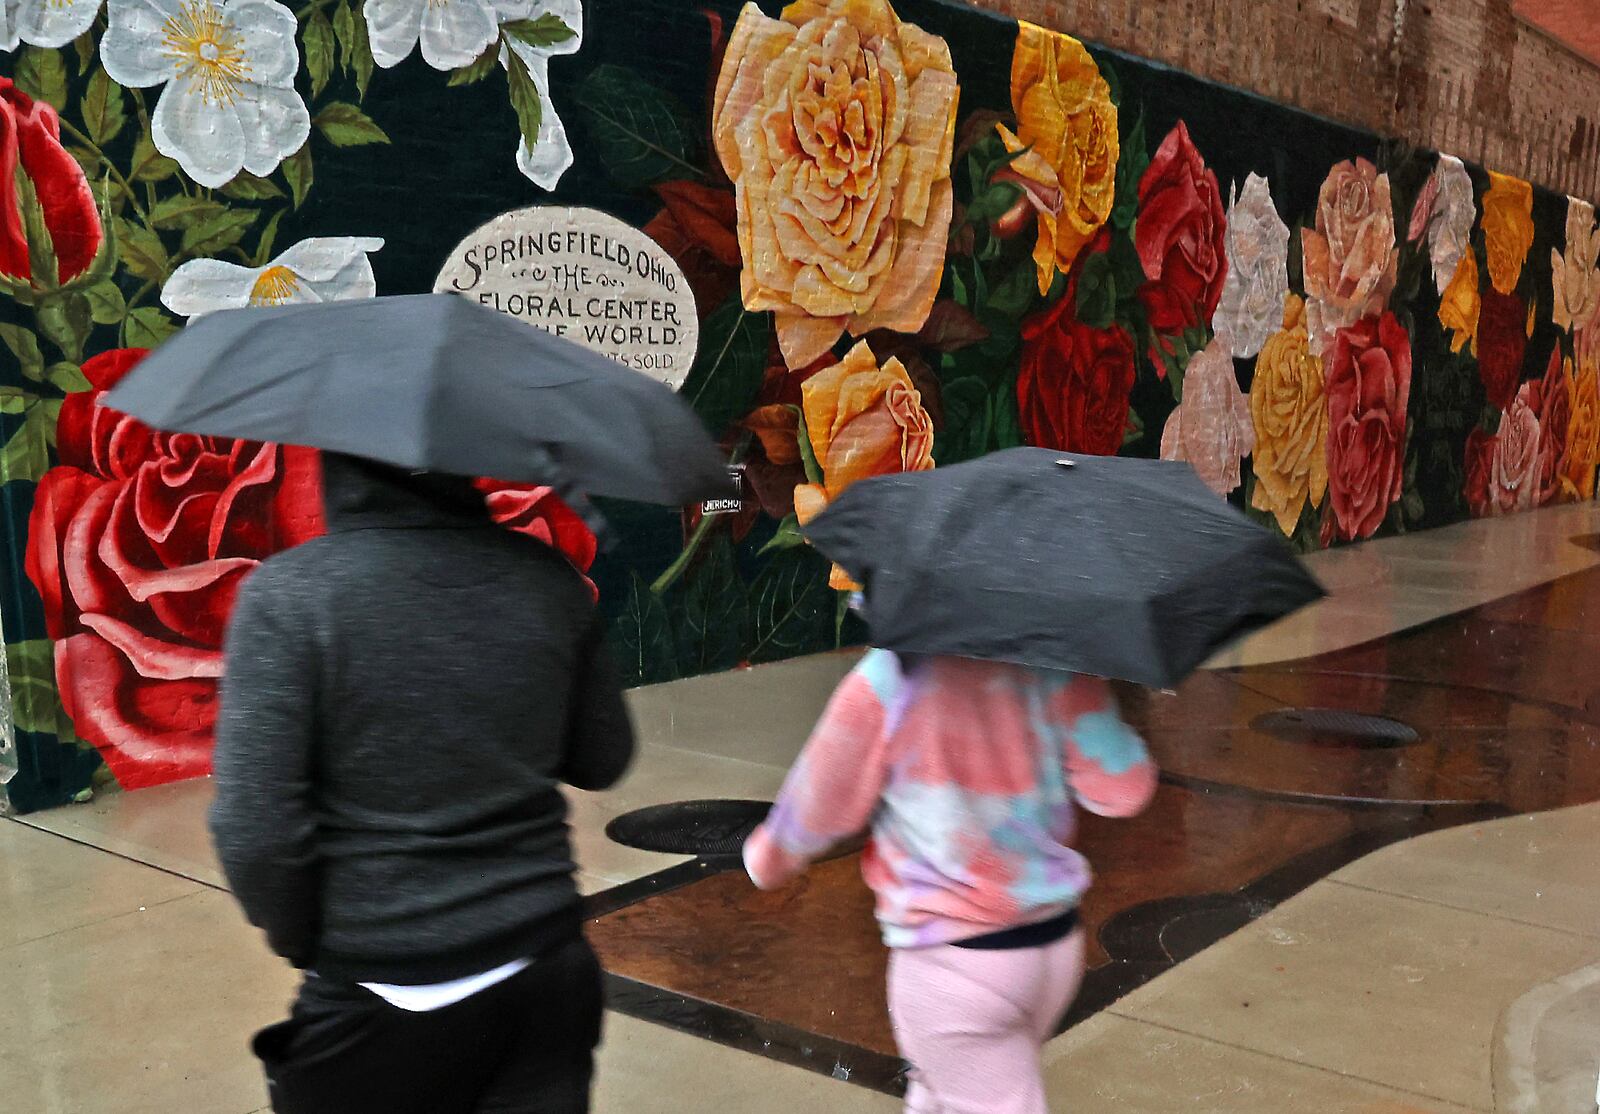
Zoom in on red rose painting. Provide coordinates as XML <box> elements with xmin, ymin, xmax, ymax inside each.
<box><xmin>1531</xmin><ymin>350</ymin><xmax>1570</xmax><ymax>505</ymax></box>
<box><xmin>643</xmin><ymin>180</ymin><xmax>742</xmax><ymax>315</ymax></box>
<box><xmin>1464</xmin><ymin>427</ymin><xmax>1497</xmax><ymax>518</ymax></box>
<box><xmin>0</xmin><ymin>78</ymin><xmax>103</xmax><ymax>285</ymax></box>
<box><xmin>22</xmin><ymin>352</ymin><xmax>602</xmax><ymax>788</ymax></box>
<box><xmin>1477</xmin><ymin>289</ymin><xmax>1528</xmax><ymax>412</ymax></box>
<box><xmin>25</xmin><ymin>350</ymin><xmax>324</xmax><ymax>788</ymax></box>
<box><xmin>475</xmin><ymin>478</ymin><xmax>600</xmax><ymax>599</ymax></box>
<box><xmin>1017</xmin><ymin>294</ymin><xmax>1136</xmax><ymax>457</ymax></box>
<box><xmin>1325</xmin><ymin>313</ymin><xmax>1412</xmax><ymax>541</ymax></box>
<box><xmin>1135</xmin><ymin>121</ymin><xmax>1227</xmax><ymax>339</ymax></box>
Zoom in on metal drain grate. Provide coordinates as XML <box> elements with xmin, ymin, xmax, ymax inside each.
<box><xmin>605</xmin><ymin>799</ymin><xmax>772</xmax><ymax>857</ymax></box>
<box><xmin>1251</xmin><ymin>708</ymin><xmax>1419</xmax><ymax>748</ymax></box>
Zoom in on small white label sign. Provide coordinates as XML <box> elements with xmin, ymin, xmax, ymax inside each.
<box><xmin>434</xmin><ymin>206</ymin><xmax>699</xmax><ymax>389</ymax></box>
<box><xmin>700</xmin><ymin>466</ymin><xmax>745</xmax><ymax>516</ymax></box>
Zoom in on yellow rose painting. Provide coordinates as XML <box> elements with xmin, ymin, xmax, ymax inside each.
<box><xmin>1438</xmin><ymin>249</ymin><xmax>1480</xmax><ymax>355</ymax></box>
<box><xmin>1481</xmin><ymin>170</ymin><xmax>1535</xmax><ymax>296</ymax></box>
<box><xmin>1564</xmin><ymin>356</ymin><xmax>1600</xmax><ymax>501</ymax></box>
<box><xmin>993</xmin><ymin>23</ymin><xmax>1119</xmax><ymax>295</ymax></box>
<box><xmin>794</xmin><ymin>340</ymin><xmax>935</xmax><ymax>588</ymax></box>
<box><xmin>711</xmin><ymin>0</ymin><xmax>960</xmax><ymax>368</ymax></box>
<box><xmin>1249</xmin><ymin>295</ymin><xmax>1328</xmax><ymax>534</ymax></box>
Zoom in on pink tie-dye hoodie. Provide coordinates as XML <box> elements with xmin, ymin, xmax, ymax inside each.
<box><xmin>744</xmin><ymin>650</ymin><xmax>1158</xmax><ymax>948</ymax></box>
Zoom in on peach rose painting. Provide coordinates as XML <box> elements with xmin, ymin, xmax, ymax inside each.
<box><xmin>4</xmin><ymin>0</ymin><xmax>1596</xmax><ymax>814</ymax></box>
<box><xmin>1214</xmin><ymin>173</ymin><xmax>1291</xmax><ymax>359</ymax></box>
<box><xmin>1413</xmin><ymin>153</ymin><xmax>1475</xmax><ymax>296</ymax></box>
<box><xmin>1553</xmin><ymin>198</ymin><xmax>1600</xmax><ymax>335</ymax></box>
<box><xmin>793</xmin><ymin>340</ymin><xmax>935</xmax><ymax>589</ymax></box>
<box><xmin>1301</xmin><ymin>158</ymin><xmax>1399</xmax><ymax>356</ymax></box>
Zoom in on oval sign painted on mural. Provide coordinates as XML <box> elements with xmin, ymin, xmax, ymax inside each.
<box><xmin>434</xmin><ymin>206</ymin><xmax>699</xmax><ymax>389</ymax></box>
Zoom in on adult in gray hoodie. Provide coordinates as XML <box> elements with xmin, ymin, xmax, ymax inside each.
<box><xmin>210</xmin><ymin>452</ymin><xmax>635</xmax><ymax>1114</ymax></box>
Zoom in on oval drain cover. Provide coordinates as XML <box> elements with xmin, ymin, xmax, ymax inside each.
<box><xmin>1251</xmin><ymin>708</ymin><xmax>1418</xmax><ymax>748</ymax></box>
<box><xmin>606</xmin><ymin>799</ymin><xmax>772</xmax><ymax>857</ymax></box>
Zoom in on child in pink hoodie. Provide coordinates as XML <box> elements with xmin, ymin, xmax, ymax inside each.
<box><xmin>744</xmin><ymin>649</ymin><xmax>1158</xmax><ymax>1114</ymax></box>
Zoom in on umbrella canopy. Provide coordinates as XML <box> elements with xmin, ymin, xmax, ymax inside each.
<box><xmin>803</xmin><ymin>448</ymin><xmax>1325</xmax><ymax>688</ymax></box>
<box><xmin>103</xmin><ymin>293</ymin><xmax>733</xmax><ymax>506</ymax></box>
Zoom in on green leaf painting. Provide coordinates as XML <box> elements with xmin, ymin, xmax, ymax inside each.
<box><xmin>502</xmin><ymin>13</ymin><xmax>578</xmax><ymax>49</ymax></box>
<box><xmin>505</xmin><ymin>49</ymin><xmax>546</xmax><ymax>154</ymax></box>
<box><xmin>81</xmin><ymin>69</ymin><xmax>127</xmax><ymax>146</ymax></box>
<box><xmin>674</xmin><ymin>534</ymin><xmax>748</xmax><ymax>675</ymax></box>
<box><xmin>305</xmin><ymin>10</ymin><xmax>337</xmax><ymax>99</ymax></box>
<box><xmin>15</xmin><ymin>47</ymin><xmax>68</xmax><ymax>110</ymax></box>
<box><xmin>614</xmin><ymin>574</ymin><xmax>678</xmax><ymax>687</ymax></box>
<box><xmin>746</xmin><ymin>549</ymin><xmax>835</xmax><ymax>665</ymax></box>
<box><xmin>313</xmin><ymin>104</ymin><xmax>391</xmax><ymax>148</ymax></box>
<box><xmin>6</xmin><ymin>641</ymin><xmax>63</xmax><ymax>735</ymax></box>
<box><xmin>680</xmin><ymin>297</ymin><xmax>770</xmax><ymax>437</ymax></box>
<box><xmin>575</xmin><ymin>66</ymin><xmax>701</xmax><ymax>189</ymax></box>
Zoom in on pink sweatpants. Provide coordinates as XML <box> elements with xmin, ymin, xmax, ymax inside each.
<box><xmin>887</xmin><ymin>930</ymin><xmax>1086</xmax><ymax>1114</ymax></box>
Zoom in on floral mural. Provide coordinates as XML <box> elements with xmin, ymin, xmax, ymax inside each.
<box><xmin>3</xmin><ymin>0</ymin><xmax>1597</xmax><ymax>811</ymax></box>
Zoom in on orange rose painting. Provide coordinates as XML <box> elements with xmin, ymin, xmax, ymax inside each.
<box><xmin>1564</xmin><ymin>356</ymin><xmax>1600</xmax><ymax>501</ymax></box>
<box><xmin>1481</xmin><ymin>171</ymin><xmax>1535</xmax><ymax>296</ymax></box>
<box><xmin>794</xmin><ymin>340</ymin><xmax>935</xmax><ymax>588</ymax></box>
<box><xmin>1438</xmin><ymin>250</ymin><xmax>1481</xmax><ymax>355</ymax></box>
<box><xmin>712</xmin><ymin>0</ymin><xmax>960</xmax><ymax>368</ymax></box>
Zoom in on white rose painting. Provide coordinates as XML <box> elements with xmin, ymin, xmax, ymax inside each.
<box><xmin>162</xmin><ymin>237</ymin><xmax>385</xmax><ymax>316</ymax></box>
<box><xmin>1213</xmin><ymin>172</ymin><xmax>1290</xmax><ymax>360</ymax></box>
<box><xmin>100</xmin><ymin>0</ymin><xmax>311</xmax><ymax>188</ymax></box>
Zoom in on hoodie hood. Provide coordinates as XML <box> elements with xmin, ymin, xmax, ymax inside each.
<box><xmin>321</xmin><ymin>453</ymin><xmax>490</xmax><ymax>532</ymax></box>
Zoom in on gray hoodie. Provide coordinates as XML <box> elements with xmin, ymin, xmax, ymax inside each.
<box><xmin>209</xmin><ymin>454</ymin><xmax>634</xmax><ymax>983</ymax></box>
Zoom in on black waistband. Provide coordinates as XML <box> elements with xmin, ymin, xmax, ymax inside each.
<box><xmin>951</xmin><ymin>907</ymin><xmax>1079</xmax><ymax>951</ymax></box>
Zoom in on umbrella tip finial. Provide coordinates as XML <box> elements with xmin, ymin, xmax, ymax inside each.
<box><xmin>1055</xmin><ymin>458</ymin><xmax>1076</xmax><ymax>468</ymax></box>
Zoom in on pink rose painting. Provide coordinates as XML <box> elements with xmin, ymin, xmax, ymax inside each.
<box><xmin>1159</xmin><ymin>337</ymin><xmax>1254</xmax><ymax>496</ymax></box>
<box><xmin>1489</xmin><ymin>384</ymin><xmax>1543</xmax><ymax>515</ymax></box>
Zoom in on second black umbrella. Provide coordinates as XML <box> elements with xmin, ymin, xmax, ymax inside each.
<box><xmin>803</xmin><ymin>448</ymin><xmax>1325</xmax><ymax>688</ymax></box>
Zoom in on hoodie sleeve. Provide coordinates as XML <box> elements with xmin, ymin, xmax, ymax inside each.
<box><xmin>558</xmin><ymin>612</ymin><xmax>637</xmax><ymax>791</ymax></box>
<box><xmin>743</xmin><ymin>658</ymin><xmax>893</xmax><ymax>890</ymax></box>
<box><xmin>208</xmin><ymin>571</ymin><xmax>322</xmax><ymax>967</ymax></box>
<box><xmin>1051</xmin><ymin>676</ymin><xmax>1158</xmax><ymax>818</ymax></box>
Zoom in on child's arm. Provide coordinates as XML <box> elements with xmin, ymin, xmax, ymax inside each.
<box><xmin>744</xmin><ymin>657</ymin><xmax>895</xmax><ymax>890</ymax></box>
<box><xmin>1052</xmin><ymin>676</ymin><xmax>1159</xmax><ymax>818</ymax></box>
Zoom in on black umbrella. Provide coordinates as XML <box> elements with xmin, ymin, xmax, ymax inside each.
<box><xmin>103</xmin><ymin>294</ymin><xmax>733</xmax><ymax>505</ymax></box>
<box><xmin>804</xmin><ymin>448</ymin><xmax>1324</xmax><ymax>688</ymax></box>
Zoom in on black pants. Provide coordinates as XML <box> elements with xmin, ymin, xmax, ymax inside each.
<box><xmin>253</xmin><ymin>935</ymin><xmax>604</xmax><ymax>1114</ymax></box>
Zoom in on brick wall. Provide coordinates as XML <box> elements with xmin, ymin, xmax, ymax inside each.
<box><xmin>976</xmin><ymin>0</ymin><xmax>1600</xmax><ymax>199</ymax></box>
